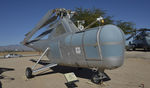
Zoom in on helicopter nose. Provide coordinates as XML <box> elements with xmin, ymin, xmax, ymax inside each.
<box><xmin>99</xmin><ymin>25</ymin><xmax>125</xmax><ymax>69</ymax></box>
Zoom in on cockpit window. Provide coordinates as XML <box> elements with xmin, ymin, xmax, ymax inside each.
<box><xmin>53</xmin><ymin>23</ymin><xmax>66</xmax><ymax>37</ymax></box>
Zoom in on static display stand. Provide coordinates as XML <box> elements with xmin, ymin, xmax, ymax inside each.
<box><xmin>64</xmin><ymin>72</ymin><xmax>79</xmax><ymax>88</ymax></box>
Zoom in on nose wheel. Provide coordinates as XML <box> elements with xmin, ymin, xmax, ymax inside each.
<box><xmin>25</xmin><ymin>67</ymin><xmax>33</xmax><ymax>78</ymax></box>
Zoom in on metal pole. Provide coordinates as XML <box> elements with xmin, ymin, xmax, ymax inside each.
<box><xmin>32</xmin><ymin>47</ymin><xmax>49</xmax><ymax>70</ymax></box>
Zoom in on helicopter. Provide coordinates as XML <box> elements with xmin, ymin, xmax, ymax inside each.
<box><xmin>21</xmin><ymin>8</ymin><xmax>125</xmax><ymax>84</ymax></box>
<box><xmin>126</xmin><ymin>28</ymin><xmax>150</xmax><ymax>51</ymax></box>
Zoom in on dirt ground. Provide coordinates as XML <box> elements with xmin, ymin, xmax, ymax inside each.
<box><xmin>0</xmin><ymin>51</ymin><xmax>150</xmax><ymax>88</ymax></box>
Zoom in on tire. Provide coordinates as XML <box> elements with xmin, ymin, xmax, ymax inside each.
<box><xmin>126</xmin><ymin>48</ymin><xmax>130</xmax><ymax>51</ymax></box>
<box><xmin>25</xmin><ymin>67</ymin><xmax>33</xmax><ymax>78</ymax></box>
<box><xmin>91</xmin><ymin>73</ymin><xmax>101</xmax><ymax>84</ymax></box>
<box><xmin>144</xmin><ymin>47</ymin><xmax>148</xmax><ymax>51</ymax></box>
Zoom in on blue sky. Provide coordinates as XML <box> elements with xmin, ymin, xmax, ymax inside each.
<box><xmin>0</xmin><ymin>0</ymin><xmax>150</xmax><ymax>46</ymax></box>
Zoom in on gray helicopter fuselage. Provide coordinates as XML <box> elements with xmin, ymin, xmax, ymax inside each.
<box><xmin>23</xmin><ymin>9</ymin><xmax>125</xmax><ymax>83</ymax></box>
<box><xmin>27</xmin><ymin>22</ymin><xmax>125</xmax><ymax>70</ymax></box>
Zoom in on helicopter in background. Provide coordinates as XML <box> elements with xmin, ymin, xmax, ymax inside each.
<box><xmin>126</xmin><ymin>28</ymin><xmax>150</xmax><ymax>51</ymax></box>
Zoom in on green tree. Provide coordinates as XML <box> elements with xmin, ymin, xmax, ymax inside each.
<box><xmin>116</xmin><ymin>20</ymin><xmax>135</xmax><ymax>34</ymax></box>
<box><xmin>72</xmin><ymin>8</ymin><xmax>113</xmax><ymax>28</ymax></box>
<box><xmin>72</xmin><ymin>8</ymin><xmax>135</xmax><ymax>34</ymax></box>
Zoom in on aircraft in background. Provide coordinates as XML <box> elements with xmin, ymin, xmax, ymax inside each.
<box><xmin>126</xmin><ymin>28</ymin><xmax>150</xmax><ymax>51</ymax></box>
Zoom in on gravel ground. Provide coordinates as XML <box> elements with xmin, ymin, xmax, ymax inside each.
<box><xmin>0</xmin><ymin>51</ymin><xmax>150</xmax><ymax>88</ymax></box>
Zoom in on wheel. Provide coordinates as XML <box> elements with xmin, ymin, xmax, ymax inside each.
<box><xmin>144</xmin><ymin>47</ymin><xmax>148</xmax><ymax>51</ymax></box>
<box><xmin>91</xmin><ymin>73</ymin><xmax>101</xmax><ymax>84</ymax></box>
<box><xmin>144</xmin><ymin>48</ymin><xmax>147</xmax><ymax>51</ymax></box>
<box><xmin>126</xmin><ymin>48</ymin><xmax>130</xmax><ymax>51</ymax></box>
<box><xmin>25</xmin><ymin>67</ymin><xmax>33</xmax><ymax>78</ymax></box>
<box><xmin>132</xmin><ymin>47</ymin><xmax>136</xmax><ymax>51</ymax></box>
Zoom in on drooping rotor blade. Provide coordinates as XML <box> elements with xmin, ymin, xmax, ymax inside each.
<box><xmin>137</xmin><ymin>29</ymin><xmax>150</xmax><ymax>31</ymax></box>
<box><xmin>125</xmin><ymin>29</ymin><xmax>137</xmax><ymax>40</ymax></box>
<box><xmin>25</xmin><ymin>28</ymin><xmax>54</xmax><ymax>45</ymax></box>
<box><xmin>35</xmin><ymin>28</ymin><xmax>54</xmax><ymax>40</ymax></box>
<box><xmin>126</xmin><ymin>34</ymin><xmax>134</xmax><ymax>40</ymax></box>
<box><xmin>23</xmin><ymin>10</ymin><xmax>57</xmax><ymax>44</ymax></box>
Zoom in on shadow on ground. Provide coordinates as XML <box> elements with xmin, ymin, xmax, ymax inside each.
<box><xmin>0</xmin><ymin>67</ymin><xmax>15</xmax><ymax>80</ymax></box>
<box><xmin>0</xmin><ymin>81</ymin><xmax>2</xmax><ymax>88</ymax></box>
<box><xmin>126</xmin><ymin>49</ymin><xmax>150</xmax><ymax>52</ymax></box>
<box><xmin>65</xmin><ymin>82</ymin><xmax>78</xmax><ymax>88</ymax></box>
<box><xmin>30</xmin><ymin>59</ymin><xmax>111</xmax><ymax>82</ymax></box>
<box><xmin>0</xmin><ymin>67</ymin><xmax>15</xmax><ymax>88</ymax></box>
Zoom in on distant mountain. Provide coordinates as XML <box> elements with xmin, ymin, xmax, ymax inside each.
<box><xmin>0</xmin><ymin>44</ymin><xmax>34</xmax><ymax>52</ymax></box>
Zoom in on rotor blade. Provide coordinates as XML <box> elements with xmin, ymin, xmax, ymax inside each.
<box><xmin>137</xmin><ymin>29</ymin><xmax>150</xmax><ymax>31</ymax></box>
<box><xmin>35</xmin><ymin>28</ymin><xmax>54</xmax><ymax>40</ymax></box>
<box><xmin>25</xmin><ymin>16</ymin><xmax>57</xmax><ymax>37</ymax></box>
<box><xmin>23</xmin><ymin>10</ymin><xmax>58</xmax><ymax>44</ymax></box>
<box><xmin>25</xmin><ymin>28</ymin><xmax>54</xmax><ymax>45</ymax></box>
<box><xmin>25</xmin><ymin>10</ymin><xmax>55</xmax><ymax>36</ymax></box>
<box><xmin>37</xmin><ymin>15</ymin><xmax>57</xmax><ymax>29</ymax></box>
<box><xmin>127</xmin><ymin>29</ymin><xmax>136</xmax><ymax>33</ymax></box>
<box><xmin>126</xmin><ymin>34</ymin><xmax>134</xmax><ymax>40</ymax></box>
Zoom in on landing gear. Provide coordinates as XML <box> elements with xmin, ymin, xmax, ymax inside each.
<box><xmin>91</xmin><ymin>70</ymin><xmax>107</xmax><ymax>84</ymax></box>
<box><xmin>144</xmin><ymin>46</ymin><xmax>149</xmax><ymax>51</ymax></box>
<box><xmin>132</xmin><ymin>47</ymin><xmax>136</xmax><ymax>51</ymax></box>
<box><xmin>131</xmin><ymin>44</ymin><xmax>136</xmax><ymax>51</ymax></box>
<box><xmin>25</xmin><ymin>47</ymin><xmax>57</xmax><ymax>79</ymax></box>
<box><xmin>25</xmin><ymin>67</ymin><xmax>33</xmax><ymax>78</ymax></box>
<box><xmin>91</xmin><ymin>72</ymin><xmax>102</xmax><ymax>84</ymax></box>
